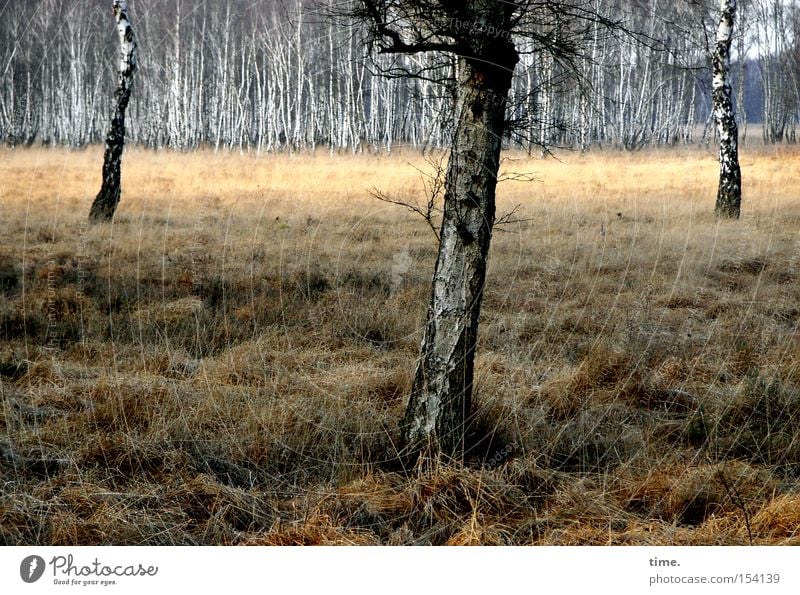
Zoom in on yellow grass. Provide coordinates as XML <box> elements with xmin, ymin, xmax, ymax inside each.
<box><xmin>1</xmin><ymin>144</ymin><xmax>799</xmax><ymax>545</ymax></box>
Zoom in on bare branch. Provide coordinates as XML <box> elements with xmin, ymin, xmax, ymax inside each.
<box><xmin>372</xmin><ymin>187</ymin><xmax>442</xmax><ymax>242</ymax></box>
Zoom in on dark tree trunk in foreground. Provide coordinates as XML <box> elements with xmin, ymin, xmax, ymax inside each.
<box><xmin>89</xmin><ymin>0</ymin><xmax>138</xmax><ymax>223</ymax></box>
<box><xmin>401</xmin><ymin>47</ymin><xmax>517</xmax><ymax>457</ymax></box>
<box><xmin>712</xmin><ymin>0</ymin><xmax>742</xmax><ymax>218</ymax></box>
<box><xmin>384</xmin><ymin>3</ymin><xmax>519</xmax><ymax>459</ymax></box>
<box><xmin>354</xmin><ymin>0</ymin><xmax>621</xmax><ymax>459</ymax></box>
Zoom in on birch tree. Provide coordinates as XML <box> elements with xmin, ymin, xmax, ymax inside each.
<box><xmin>346</xmin><ymin>0</ymin><xmax>507</xmax><ymax>458</ymax></box>
<box><xmin>350</xmin><ymin>0</ymin><xmax>621</xmax><ymax>459</ymax></box>
<box><xmin>712</xmin><ymin>0</ymin><xmax>742</xmax><ymax>218</ymax></box>
<box><xmin>89</xmin><ymin>0</ymin><xmax>138</xmax><ymax>223</ymax></box>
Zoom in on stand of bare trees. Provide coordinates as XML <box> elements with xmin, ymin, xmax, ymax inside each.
<box><xmin>1</xmin><ymin>0</ymin><xmax>798</xmax><ymax>153</ymax></box>
<box><xmin>754</xmin><ymin>0</ymin><xmax>800</xmax><ymax>143</ymax></box>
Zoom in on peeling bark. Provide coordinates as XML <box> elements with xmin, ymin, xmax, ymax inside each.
<box><xmin>89</xmin><ymin>0</ymin><xmax>137</xmax><ymax>223</ymax></box>
<box><xmin>712</xmin><ymin>0</ymin><xmax>742</xmax><ymax>219</ymax></box>
<box><xmin>400</xmin><ymin>3</ymin><xmax>518</xmax><ymax>459</ymax></box>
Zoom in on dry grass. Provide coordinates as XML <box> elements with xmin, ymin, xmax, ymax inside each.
<box><xmin>1</xmin><ymin>144</ymin><xmax>799</xmax><ymax>545</ymax></box>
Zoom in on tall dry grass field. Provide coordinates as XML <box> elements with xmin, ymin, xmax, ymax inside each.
<box><xmin>1</xmin><ymin>145</ymin><xmax>800</xmax><ymax>545</ymax></box>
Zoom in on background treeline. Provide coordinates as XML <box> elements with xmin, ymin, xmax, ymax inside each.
<box><xmin>0</xmin><ymin>0</ymin><xmax>798</xmax><ymax>152</ymax></box>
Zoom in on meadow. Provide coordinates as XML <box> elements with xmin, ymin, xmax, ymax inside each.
<box><xmin>1</xmin><ymin>144</ymin><xmax>799</xmax><ymax>545</ymax></box>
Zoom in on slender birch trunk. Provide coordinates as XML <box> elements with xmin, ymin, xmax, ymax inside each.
<box><xmin>712</xmin><ymin>0</ymin><xmax>742</xmax><ymax>218</ymax></box>
<box><xmin>89</xmin><ymin>0</ymin><xmax>137</xmax><ymax>223</ymax></box>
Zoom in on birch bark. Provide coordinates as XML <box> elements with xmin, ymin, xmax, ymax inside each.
<box><xmin>399</xmin><ymin>3</ymin><xmax>519</xmax><ymax>459</ymax></box>
<box><xmin>89</xmin><ymin>0</ymin><xmax>137</xmax><ymax>223</ymax></box>
<box><xmin>712</xmin><ymin>0</ymin><xmax>742</xmax><ymax>218</ymax></box>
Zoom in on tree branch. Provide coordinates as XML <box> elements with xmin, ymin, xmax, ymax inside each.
<box><xmin>360</xmin><ymin>0</ymin><xmax>460</xmax><ymax>54</ymax></box>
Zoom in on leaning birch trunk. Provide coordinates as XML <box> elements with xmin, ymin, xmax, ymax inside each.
<box><xmin>712</xmin><ymin>0</ymin><xmax>742</xmax><ymax>218</ymax></box>
<box><xmin>89</xmin><ymin>0</ymin><xmax>137</xmax><ymax>223</ymax></box>
<box><xmin>400</xmin><ymin>22</ymin><xmax>518</xmax><ymax>460</ymax></box>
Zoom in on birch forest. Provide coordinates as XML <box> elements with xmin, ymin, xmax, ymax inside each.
<box><xmin>1</xmin><ymin>0</ymin><xmax>799</xmax><ymax>153</ymax></box>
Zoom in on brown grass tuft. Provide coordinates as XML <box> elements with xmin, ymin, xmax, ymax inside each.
<box><xmin>750</xmin><ymin>494</ymin><xmax>800</xmax><ymax>543</ymax></box>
